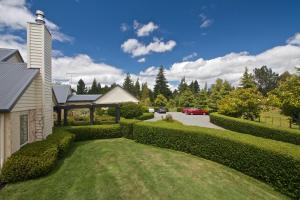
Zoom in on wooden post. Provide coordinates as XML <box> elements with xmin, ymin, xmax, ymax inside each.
<box><xmin>57</xmin><ymin>108</ymin><xmax>61</xmax><ymax>126</ymax></box>
<box><xmin>90</xmin><ymin>106</ymin><xmax>95</xmax><ymax>125</ymax></box>
<box><xmin>63</xmin><ymin>108</ymin><xmax>68</xmax><ymax>126</ymax></box>
<box><xmin>115</xmin><ymin>104</ymin><xmax>120</xmax><ymax>123</ymax></box>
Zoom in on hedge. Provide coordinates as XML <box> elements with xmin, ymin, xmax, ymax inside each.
<box><xmin>210</xmin><ymin>113</ymin><xmax>300</xmax><ymax>145</ymax></box>
<box><xmin>120</xmin><ymin>119</ymin><xmax>140</xmax><ymax>139</ymax></box>
<box><xmin>0</xmin><ymin>129</ymin><xmax>74</xmax><ymax>183</ymax></box>
<box><xmin>136</xmin><ymin>113</ymin><xmax>154</xmax><ymax>120</ymax></box>
<box><xmin>133</xmin><ymin>121</ymin><xmax>300</xmax><ymax>198</ymax></box>
<box><xmin>67</xmin><ymin>124</ymin><xmax>122</xmax><ymax>141</ymax></box>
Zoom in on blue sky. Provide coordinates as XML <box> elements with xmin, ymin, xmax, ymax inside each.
<box><xmin>1</xmin><ymin>0</ymin><xmax>300</xmax><ymax>88</ymax></box>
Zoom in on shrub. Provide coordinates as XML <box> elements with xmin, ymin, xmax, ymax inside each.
<box><xmin>210</xmin><ymin>113</ymin><xmax>300</xmax><ymax>145</ymax></box>
<box><xmin>107</xmin><ymin>103</ymin><xmax>143</xmax><ymax>119</ymax></box>
<box><xmin>136</xmin><ymin>113</ymin><xmax>154</xmax><ymax>120</ymax></box>
<box><xmin>120</xmin><ymin>119</ymin><xmax>140</xmax><ymax>139</ymax></box>
<box><xmin>176</xmin><ymin>107</ymin><xmax>183</xmax><ymax>112</ymax></box>
<box><xmin>133</xmin><ymin>121</ymin><xmax>300</xmax><ymax>198</ymax></box>
<box><xmin>0</xmin><ymin>129</ymin><xmax>75</xmax><ymax>183</ymax></box>
<box><xmin>67</xmin><ymin>124</ymin><xmax>122</xmax><ymax>141</ymax></box>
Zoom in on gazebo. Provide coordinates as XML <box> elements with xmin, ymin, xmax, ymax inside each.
<box><xmin>53</xmin><ymin>85</ymin><xmax>139</xmax><ymax>126</ymax></box>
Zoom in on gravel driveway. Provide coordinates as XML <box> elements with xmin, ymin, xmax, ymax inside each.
<box><xmin>147</xmin><ymin>112</ymin><xmax>223</xmax><ymax>129</ymax></box>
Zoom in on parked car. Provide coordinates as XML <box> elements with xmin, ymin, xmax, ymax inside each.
<box><xmin>184</xmin><ymin>108</ymin><xmax>208</xmax><ymax>115</ymax></box>
<box><xmin>181</xmin><ymin>107</ymin><xmax>191</xmax><ymax>113</ymax></box>
<box><xmin>157</xmin><ymin>107</ymin><xmax>167</xmax><ymax>114</ymax></box>
<box><xmin>148</xmin><ymin>108</ymin><xmax>155</xmax><ymax>113</ymax></box>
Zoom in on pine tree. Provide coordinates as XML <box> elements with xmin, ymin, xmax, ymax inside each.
<box><xmin>240</xmin><ymin>67</ymin><xmax>256</xmax><ymax>89</ymax></box>
<box><xmin>141</xmin><ymin>83</ymin><xmax>150</xmax><ymax>101</ymax></box>
<box><xmin>254</xmin><ymin>66</ymin><xmax>279</xmax><ymax>96</ymax></box>
<box><xmin>88</xmin><ymin>78</ymin><xmax>98</xmax><ymax>94</ymax></box>
<box><xmin>122</xmin><ymin>73</ymin><xmax>135</xmax><ymax>95</ymax></box>
<box><xmin>77</xmin><ymin>79</ymin><xmax>87</xmax><ymax>94</ymax></box>
<box><xmin>97</xmin><ymin>82</ymin><xmax>102</xmax><ymax>94</ymax></box>
<box><xmin>190</xmin><ymin>80</ymin><xmax>200</xmax><ymax>93</ymax></box>
<box><xmin>134</xmin><ymin>79</ymin><xmax>141</xmax><ymax>99</ymax></box>
<box><xmin>153</xmin><ymin>66</ymin><xmax>172</xmax><ymax>99</ymax></box>
<box><xmin>178</xmin><ymin>77</ymin><xmax>188</xmax><ymax>93</ymax></box>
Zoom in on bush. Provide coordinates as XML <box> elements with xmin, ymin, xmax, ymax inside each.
<box><xmin>176</xmin><ymin>107</ymin><xmax>183</xmax><ymax>112</ymax></box>
<box><xmin>133</xmin><ymin>121</ymin><xmax>300</xmax><ymax>198</ymax></box>
<box><xmin>0</xmin><ymin>129</ymin><xmax>74</xmax><ymax>183</ymax></box>
<box><xmin>120</xmin><ymin>119</ymin><xmax>140</xmax><ymax>139</ymax></box>
<box><xmin>67</xmin><ymin>124</ymin><xmax>122</xmax><ymax>141</ymax></box>
<box><xmin>210</xmin><ymin>113</ymin><xmax>300</xmax><ymax>145</ymax></box>
<box><xmin>107</xmin><ymin>103</ymin><xmax>143</xmax><ymax>119</ymax></box>
<box><xmin>136</xmin><ymin>113</ymin><xmax>154</xmax><ymax>120</ymax></box>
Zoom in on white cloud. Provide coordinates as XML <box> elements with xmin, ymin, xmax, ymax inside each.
<box><xmin>137</xmin><ymin>57</ymin><xmax>146</xmax><ymax>63</ymax></box>
<box><xmin>121</xmin><ymin>37</ymin><xmax>176</xmax><ymax>57</ymax></box>
<box><xmin>182</xmin><ymin>52</ymin><xmax>198</xmax><ymax>61</ymax></box>
<box><xmin>287</xmin><ymin>33</ymin><xmax>300</xmax><ymax>46</ymax></box>
<box><xmin>139</xmin><ymin>35</ymin><xmax>300</xmax><ymax>88</ymax></box>
<box><xmin>120</xmin><ymin>23</ymin><xmax>129</xmax><ymax>32</ymax></box>
<box><xmin>135</xmin><ymin>21</ymin><xmax>159</xmax><ymax>37</ymax></box>
<box><xmin>199</xmin><ymin>13</ymin><xmax>213</xmax><ymax>28</ymax></box>
<box><xmin>0</xmin><ymin>0</ymin><xmax>72</xmax><ymax>42</ymax></box>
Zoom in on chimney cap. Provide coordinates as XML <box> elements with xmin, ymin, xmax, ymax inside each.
<box><xmin>35</xmin><ymin>10</ymin><xmax>45</xmax><ymax>24</ymax></box>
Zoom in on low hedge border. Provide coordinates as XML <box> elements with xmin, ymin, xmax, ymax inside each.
<box><xmin>136</xmin><ymin>113</ymin><xmax>154</xmax><ymax>121</ymax></box>
<box><xmin>0</xmin><ymin>130</ymin><xmax>75</xmax><ymax>183</ymax></box>
<box><xmin>67</xmin><ymin>124</ymin><xmax>122</xmax><ymax>141</ymax></box>
<box><xmin>120</xmin><ymin>119</ymin><xmax>140</xmax><ymax>139</ymax></box>
<box><xmin>133</xmin><ymin>121</ymin><xmax>300</xmax><ymax>198</ymax></box>
<box><xmin>210</xmin><ymin>113</ymin><xmax>300</xmax><ymax>145</ymax></box>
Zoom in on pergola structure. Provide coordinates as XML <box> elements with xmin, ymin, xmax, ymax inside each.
<box><xmin>52</xmin><ymin>85</ymin><xmax>139</xmax><ymax>126</ymax></box>
<box><xmin>54</xmin><ymin>103</ymin><xmax>120</xmax><ymax>126</ymax></box>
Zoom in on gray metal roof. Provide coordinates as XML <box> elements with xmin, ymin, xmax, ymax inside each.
<box><xmin>67</xmin><ymin>94</ymin><xmax>101</xmax><ymax>102</ymax></box>
<box><xmin>0</xmin><ymin>62</ymin><xmax>39</xmax><ymax>112</ymax></box>
<box><xmin>52</xmin><ymin>85</ymin><xmax>72</xmax><ymax>104</ymax></box>
<box><xmin>0</xmin><ymin>48</ymin><xmax>17</xmax><ymax>61</ymax></box>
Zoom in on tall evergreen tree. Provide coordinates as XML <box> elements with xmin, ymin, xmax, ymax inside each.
<box><xmin>77</xmin><ymin>79</ymin><xmax>87</xmax><ymax>94</ymax></box>
<box><xmin>254</xmin><ymin>66</ymin><xmax>279</xmax><ymax>96</ymax></box>
<box><xmin>153</xmin><ymin>66</ymin><xmax>172</xmax><ymax>99</ymax></box>
<box><xmin>97</xmin><ymin>82</ymin><xmax>102</xmax><ymax>94</ymax></box>
<box><xmin>178</xmin><ymin>77</ymin><xmax>188</xmax><ymax>93</ymax></box>
<box><xmin>141</xmin><ymin>83</ymin><xmax>150</xmax><ymax>101</ymax></box>
<box><xmin>190</xmin><ymin>80</ymin><xmax>200</xmax><ymax>93</ymax></box>
<box><xmin>134</xmin><ymin>79</ymin><xmax>141</xmax><ymax>99</ymax></box>
<box><xmin>240</xmin><ymin>67</ymin><xmax>256</xmax><ymax>88</ymax></box>
<box><xmin>122</xmin><ymin>73</ymin><xmax>135</xmax><ymax>95</ymax></box>
<box><xmin>88</xmin><ymin>78</ymin><xmax>98</xmax><ymax>94</ymax></box>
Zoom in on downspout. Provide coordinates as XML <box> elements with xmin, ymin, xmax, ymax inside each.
<box><xmin>0</xmin><ymin>114</ymin><xmax>5</xmax><ymax>168</ymax></box>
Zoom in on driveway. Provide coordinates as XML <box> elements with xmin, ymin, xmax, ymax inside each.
<box><xmin>147</xmin><ymin>112</ymin><xmax>223</xmax><ymax>129</ymax></box>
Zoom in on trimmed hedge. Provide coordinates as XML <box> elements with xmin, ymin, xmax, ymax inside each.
<box><xmin>120</xmin><ymin>119</ymin><xmax>140</xmax><ymax>139</ymax></box>
<box><xmin>133</xmin><ymin>121</ymin><xmax>300</xmax><ymax>198</ymax></box>
<box><xmin>0</xmin><ymin>130</ymin><xmax>74</xmax><ymax>183</ymax></box>
<box><xmin>210</xmin><ymin>113</ymin><xmax>300</xmax><ymax>145</ymax></box>
<box><xmin>67</xmin><ymin>124</ymin><xmax>122</xmax><ymax>141</ymax></box>
<box><xmin>136</xmin><ymin>113</ymin><xmax>154</xmax><ymax>120</ymax></box>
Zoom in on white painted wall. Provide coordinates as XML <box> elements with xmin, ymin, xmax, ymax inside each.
<box><xmin>95</xmin><ymin>86</ymin><xmax>139</xmax><ymax>104</ymax></box>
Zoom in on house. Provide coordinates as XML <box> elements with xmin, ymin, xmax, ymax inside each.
<box><xmin>0</xmin><ymin>10</ymin><xmax>53</xmax><ymax>167</ymax></box>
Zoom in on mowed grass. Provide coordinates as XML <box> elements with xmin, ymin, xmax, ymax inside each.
<box><xmin>0</xmin><ymin>139</ymin><xmax>287</xmax><ymax>200</ymax></box>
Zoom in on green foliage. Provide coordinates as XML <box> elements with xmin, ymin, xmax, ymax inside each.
<box><xmin>122</xmin><ymin>73</ymin><xmax>135</xmax><ymax>95</ymax></box>
<box><xmin>210</xmin><ymin>113</ymin><xmax>300</xmax><ymax>144</ymax></box>
<box><xmin>189</xmin><ymin>80</ymin><xmax>200</xmax><ymax>93</ymax></box>
<box><xmin>107</xmin><ymin>103</ymin><xmax>143</xmax><ymax>119</ymax></box>
<box><xmin>134</xmin><ymin>79</ymin><xmax>141</xmax><ymax>99</ymax></box>
<box><xmin>120</xmin><ymin>119</ymin><xmax>140</xmax><ymax>139</ymax></box>
<box><xmin>154</xmin><ymin>94</ymin><xmax>168</xmax><ymax>107</ymax></box>
<box><xmin>178</xmin><ymin>89</ymin><xmax>195</xmax><ymax>107</ymax></box>
<box><xmin>136</xmin><ymin>113</ymin><xmax>154</xmax><ymax>120</ymax></box>
<box><xmin>153</xmin><ymin>66</ymin><xmax>172</xmax><ymax>99</ymax></box>
<box><xmin>218</xmin><ymin>88</ymin><xmax>264</xmax><ymax>120</ymax></box>
<box><xmin>254</xmin><ymin>66</ymin><xmax>279</xmax><ymax>96</ymax></box>
<box><xmin>272</xmin><ymin>76</ymin><xmax>300</xmax><ymax>121</ymax></box>
<box><xmin>178</xmin><ymin>77</ymin><xmax>188</xmax><ymax>93</ymax></box>
<box><xmin>88</xmin><ymin>78</ymin><xmax>100</xmax><ymax>94</ymax></box>
<box><xmin>67</xmin><ymin>124</ymin><xmax>122</xmax><ymax>141</ymax></box>
<box><xmin>208</xmin><ymin>79</ymin><xmax>233</xmax><ymax>112</ymax></box>
<box><xmin>240</xmin><ymin>67</ymin><xmax>256</xmax><ymax>88</ymax></box>
<box><xmin>133</xmin><ymin>121</ymin><xmax>300</xmax><ymax>198</ymax></box>
<box><xmin>166</xmin><ymin>99</ymin><xmax>176</xmax><ymax>109</ymax></box>
<box><xmin>76</xmin><ymin>79</ymin><xmax>87</xmax><ymax>94</ymax></box>
<box><xmin>0</xmin><ymin>129</ymin><xmax>74</xmax><ymax>183</ymax></box>
<box><xmin>195</xmin><ymin>90</ymin><xmax>208</xmax><ymax>109</ymax></box>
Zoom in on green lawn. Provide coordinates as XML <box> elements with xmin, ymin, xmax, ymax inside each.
<box><xmin>0</xmin><ymin>139</ymin><xmax>287</xmax><ymax>200</ymax></box>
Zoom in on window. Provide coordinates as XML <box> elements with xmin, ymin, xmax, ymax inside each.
<box><xmin>20</xmin><ymin>114</ymin><xmax>28</xmax><ymax>145</ymax></box>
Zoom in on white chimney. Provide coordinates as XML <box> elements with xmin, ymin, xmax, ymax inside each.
<box><xmin>27</xmin><ymin>10</ymin><xmax>53</xmax><ymax>139</ymax></box>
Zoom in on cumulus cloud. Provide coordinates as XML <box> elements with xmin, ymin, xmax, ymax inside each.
<box><xmin>287</xmin><ymin>33</ymin><xmax>300</xmax><ymax>46</ymax></box>
<box><xmin>134</xmin><ymin>21</ymin><xmax>159</xmax><ymax>37</ymax></box>
<box><xmin>121</xmin><ymin>37</ymin><xmax>176</xmax><ymax>57</ymax></box>
<box><xmin>199</xmin><ymin>13</ymin><xmax>213</xmax><ymax>28</ymax></box>
<box><xmin>0</xmin><ymin>0</ymin><xmax>72</xmax><ymax>42</ymax></box>
<box><xmin>139</xmin><ymin>37</ymin><xmax>300</xmax><ymax>88</ymax></box>
<box><xmin>137</xmin><ymin>57</ymin><xmax>146</xmax><ymax>63</ymax></box>
<box><xmin>182</xmin><ymin>52</ymin><xmax>198</xmax><ymax>61</ymax></box>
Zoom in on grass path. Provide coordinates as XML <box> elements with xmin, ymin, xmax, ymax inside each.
<box><xmin>0</xmin><ymin>139</ymin><xmax>287</xmax><ymax>200</ymax></box>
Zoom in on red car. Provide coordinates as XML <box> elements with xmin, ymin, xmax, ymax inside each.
<box><xmin>184</xmin><ymin>108</ymin><xmax>208</xmax><ymax>115</ymax></box>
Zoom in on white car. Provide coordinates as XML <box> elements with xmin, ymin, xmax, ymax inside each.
<box><xmin>148</xmin><ymin>108</ymin><xmax>155</xmax><ymax>113</ymax></box>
